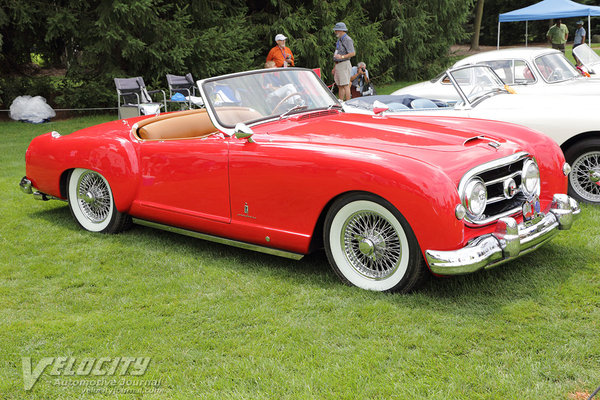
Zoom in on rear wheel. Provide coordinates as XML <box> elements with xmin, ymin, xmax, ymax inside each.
<box><xmin>68</xmin><ymin>168</ymin><xmax>131</xmax><ymax>233</ymax></box>
<box><xmin>564</xmin><ymin>138</ymin><xmax>600</xmax><ymax>204</ymax></box>
<box><xmin>323</xmin><ymin>193</ymin><xmax>428</xmax><ymax>292</ymax></box>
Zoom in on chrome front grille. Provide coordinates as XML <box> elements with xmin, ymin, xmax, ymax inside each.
<box><xmin>459</xmin><ymin>152</ymin><xmax>531</xmax><ymax>225</ymax></box>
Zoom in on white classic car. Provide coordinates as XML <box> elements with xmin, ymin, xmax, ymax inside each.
<box><xmin>394</xmin><ymin>48</ymin><xmax>600</xmax><ymax>102</ymax></box>
<box><xmin>344</xmin><ymin>65</ymin><xmax>600</xmax><ymax>205</ymax></box>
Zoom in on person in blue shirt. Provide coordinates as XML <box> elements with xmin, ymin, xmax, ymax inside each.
<box><xmin>573</xmin><ymin>20</ymin><xmax>586</xmax><ymax>66</ymax></box>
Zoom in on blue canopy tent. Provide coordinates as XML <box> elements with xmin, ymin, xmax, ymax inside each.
<box><xmin>497</xmin><ymin>0</ymin><xmax>600</xmax><ymax>49</ymax></box>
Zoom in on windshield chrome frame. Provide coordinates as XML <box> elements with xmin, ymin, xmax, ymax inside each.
<box><xmin>445</xmin><ymin>64</ymin><xmax>507</xmax><ymax>108</ymax></box>
<box><xmin>533</xmin><ymin>52</ymin><xmax>581</xmax><ymax>84</ymax></box>
<box><xmin>197</xmin><ymin>67</ymin><xmax>340</xmax><ymax>136</ymax></box>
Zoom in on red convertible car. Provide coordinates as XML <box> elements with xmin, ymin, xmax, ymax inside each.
<box><xmin>20</xmin><ymin>68</ymin><xmax>579</xmax><ymax>292</ymax></box>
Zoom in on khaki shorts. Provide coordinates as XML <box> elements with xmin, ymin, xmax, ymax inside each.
<box><xmin>334</xmin><ymin>60</ymin><xmax>352</xmax><ymax>86</ymax></box>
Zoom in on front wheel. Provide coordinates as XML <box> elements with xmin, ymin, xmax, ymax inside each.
<box><xmin>68</xmin><ymin>168</ymin><xmax>131</xmax><ymax>233</ymax></box>
<box><xmin>323</xmin><ymin>193</ymin><xmax>428</xmax><ymax>293</ymax></box>
<box><xmin>564</xmin><ymin>138</ymin><xmax>600</xmax><ymax>204</ymax></box>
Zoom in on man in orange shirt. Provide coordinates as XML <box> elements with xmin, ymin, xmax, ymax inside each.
<box><xmin>266</xmin><ymin>34</ymin><xmax>295</xmax><ymax>68</ymax></box>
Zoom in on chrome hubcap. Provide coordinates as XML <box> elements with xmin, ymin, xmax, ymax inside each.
<box><xmin>77</xmin><ymin>172</ymin><xmax>111</xmax><ymax>223</ymax></box>
<box><xmin>83</xmin><ymin>191</ymin><xmax>96</xmax><ymax>204</ymax></box>
<box><xmin>358</xmin><ymin>238</ymin><xmax>375</xmax><ymax>256</ymax></box>
<box><xmin>571</xmin><ymin>151</ymin><xmax>600</xmax><ymax>202</ymax></box>
<box><xmin>342</xmin><ymin>211</ymin><xmax>402</xmax><ymax>279</ymax></box>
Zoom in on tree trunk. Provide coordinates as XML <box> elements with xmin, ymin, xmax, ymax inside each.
<box><xmin>470</xmin><ymin>0</ymin><xmax>485</xmax><ymax>51</ymax></box>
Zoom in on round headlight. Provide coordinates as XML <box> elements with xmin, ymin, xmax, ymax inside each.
<box><xmin>463</xmin><ymin>177</ymin><xmax>487</xmax><ymax>219</ymax></box>
<box><xmin>521</xmin><ymin>159</ymin><xmax>540</xmax><ymax>197</ymax></box>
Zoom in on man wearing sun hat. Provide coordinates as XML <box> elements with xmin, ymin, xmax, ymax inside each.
<box><xmin>573</xmin><ymin>20</ymin><xmax>586</xmax><ymax>65</ymax></box>
<box><xmin>332</xmin><ymin>22</ymin><xmax>356</xmax><ymax>101</ymax></box>
<box><xmin>266</xmin><ymin>34</ymin><xmax>295</xmax><ymax>68</ymax></box>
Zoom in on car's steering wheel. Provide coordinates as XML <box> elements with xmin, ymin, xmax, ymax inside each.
<box><xmin>272</xmin><ymin>92</ymin><xmax>304</xmax><ymax>114</ymax></box>
<box><xmin>549</xmin><ymin>69</ymin><xmax>563</xmax><ymax>81</ymax></box>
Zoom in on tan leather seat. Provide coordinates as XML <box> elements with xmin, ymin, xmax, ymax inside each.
<box><xmin>214</xmin><ymin>106</ymin><xmax>264</xmax><ymax>126</ymax></box>
<box><xmin>137</xmin><ymin>109</ymin><xmax>217</xmax><ymax>140</ymax></box>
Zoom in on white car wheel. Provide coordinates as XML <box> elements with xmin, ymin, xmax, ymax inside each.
<box><xmin>68</xmin><ymin>168</ymin><xmax>129</xmax><ymax>233</ymax></box>
<box><xmin>324</xmin><ymin>193</ymin><xmax>427</xmax><ymax>292</ymax></box>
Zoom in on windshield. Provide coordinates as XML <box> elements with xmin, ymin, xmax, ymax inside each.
<box><xmin>201</xmin><ymin>69</ymin><xmax>338</xmax><ymax>128</ymax></box>
<box><xmin>573</xmin><ymin>44</ymin><xmax>600</xmax><ymax>73</ymax></box>
<box><xmin>534</xmin><ymin>53</ymin><xmax>580</xmax><ymax>83</ymax></box>
<box><xmin>448</xmin><ymin>65</ymin><xmax>506</xmax><ymax>104</ymax></box>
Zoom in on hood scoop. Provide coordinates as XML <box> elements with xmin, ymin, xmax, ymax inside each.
<box><xmin>463</xmin><ymin>135</ymin><xmax>501</xmax><ymax>149</ymax></box>
<box><xmin>293</xmin><ymin>110</ymin><xmax>339</xmax><ymax>121</ymax></box>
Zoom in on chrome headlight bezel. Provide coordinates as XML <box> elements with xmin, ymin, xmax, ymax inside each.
<box><xmin>521</xmin><ymin>158</ymin><xmax>541</xmax><ymax>198</ymax></box>
<box><xmin>461</xmin><ymin>177</ymin><xmax>488</xmax><ymax>220</ymax></box>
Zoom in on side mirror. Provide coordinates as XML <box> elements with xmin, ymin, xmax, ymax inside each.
<box><xmin>372</xmin><ymin>100</ymin><xmax>389</xmax><ymax>115</ymax></box>
<box><xmin>234</xmin><ymin>123</ymin><xmax>255</xmax><ymax>143</ymax></box>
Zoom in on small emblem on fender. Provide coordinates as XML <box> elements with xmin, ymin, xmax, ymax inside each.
<box><xmin>237</xmin><ymin>202</ymin><xmax>256</xmax><ymax>219</ymax></box>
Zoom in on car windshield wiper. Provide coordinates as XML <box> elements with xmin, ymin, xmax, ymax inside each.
<box><xmin>327</xmin><ymin>103</ymin><xmax>343</xmax><ymax>110</ymax></box>
<box><xmin>279</xmin><ymin>104</ymin><xmax>308</xmax><ymax>119</ymax></box>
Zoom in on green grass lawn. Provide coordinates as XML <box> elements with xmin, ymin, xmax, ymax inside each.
<box><xmin>1</xmin><ymin>116</ymin><xmax>600</xmax><ymax>399</ymax></box>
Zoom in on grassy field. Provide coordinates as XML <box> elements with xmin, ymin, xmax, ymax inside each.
<box><xmin>1</xmin><ymin>116</ymin><xmax>600</xmax><ymax>399</ymax></box>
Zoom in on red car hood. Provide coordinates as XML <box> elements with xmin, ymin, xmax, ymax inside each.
<box><xmin>254</xmin><ymin>112</ymin><xmax>528</xmax><ymax>183</ymax></box>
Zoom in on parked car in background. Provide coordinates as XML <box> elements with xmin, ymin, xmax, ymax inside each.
<box><xmin>395</xmin><ymin>48</ymin><xmax>600</xmax><ymax>103</ymax></box>
<box><xmin>346</xmin><ymin>64</ymin><xmax>600</xmax><ymax>205</ymax></box>
<box><xmin>20</xmin><ymin>68</ymin><xmax>579</xmax><ymax>293</ymax></box>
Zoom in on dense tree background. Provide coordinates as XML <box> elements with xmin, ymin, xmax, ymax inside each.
<box><xmin>1</xmin><ymin>0</ymin><xmax>477</xmax><ymax>108</ymax></box>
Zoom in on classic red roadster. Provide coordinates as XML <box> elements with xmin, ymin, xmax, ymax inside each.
<box><xmin>20</xmin><ymin>68</ymin><xmax>579</xmax><ymax>292</ymax></box>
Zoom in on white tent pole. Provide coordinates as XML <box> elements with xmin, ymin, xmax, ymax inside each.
<box><xmin>589</xmin><ymin>15</ymin><xmax>591</xmax><ymax>46</ymax></box>
<box><xmin>497</xmin><ymin>20</ymin><xmax>501</xmax><ymax>49</ymax></box>
<box><xmin>525</xmin><ymin>21</ymin><xmax>528</xmax><ymax>47</ymax></box>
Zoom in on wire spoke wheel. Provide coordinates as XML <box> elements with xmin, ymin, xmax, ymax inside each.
<box><xmin>324</xmin><ymin>194</ymin><xmax>427</xmax><ymax>292</ymax></box>
<box><xmin>68</xmin><ymin>168</ymin><xmax>130</xmax><ymax>233</ymax></box>
<box><xmin>570</xmin><ymin>150</ymin><xmax>600</xmax><ymax>203</ymax></box>
<box><xmin>76</xmin><ymin>171</ymin><xmax>112</xmax><ymax>223</ymax></box>
<box><xmin>342</xmin><ymin>210</ymin><xmax>403</xmax><ymax>279</ymax></box>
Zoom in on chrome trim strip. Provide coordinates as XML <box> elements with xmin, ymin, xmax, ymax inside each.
<box><xmin>465</xmin><ymin>206</ymin><xmax>522</xmax><ymax>226</ymax></box>
<box><xmin>485</xmin><ymin>171</ymin><xmax>521</xmax><ymax>187</ymax></box>
<box><xmin>425</xmin><ymin>194</ymin><xmax>578</xmax><ymax>275</ymax></box>
<box><xmin>486</xmin><ymin>196</ymin><xmax>507</xmax><ymax>205</ymax></box>
<box><xmin>132</xmin><ymin>218</ymin><xmax>305</xmax><ymax>260</ymax></box>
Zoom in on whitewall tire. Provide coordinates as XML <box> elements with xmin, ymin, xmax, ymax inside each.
<box><xmin>68</xmin><ymin>168</ymin><xmax>130</xmax><ymax>233</ymax></box>
<box><xmin>324</xmin><ymin>193</ymin><xmax>427</xmax><ymax>292</ymax></box>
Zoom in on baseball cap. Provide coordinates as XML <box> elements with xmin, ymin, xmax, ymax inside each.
<box><xmin>275</xmin><ymin>34</ymin><xmax>287</xmax><ymax>41</ymax></box>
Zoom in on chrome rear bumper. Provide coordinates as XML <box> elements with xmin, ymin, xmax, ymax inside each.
<box><xmin>425</xmin><ymin>194</ymin><xmax>580</xmax><ymax>275</ymax></box>
<box><xmin>19</xmin><ymin>177</ymin><xmax>64</xmax><ymax>201</ymax></box>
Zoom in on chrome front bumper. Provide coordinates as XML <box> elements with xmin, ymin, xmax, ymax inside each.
<box><xmin>425</xmin><ymin>194</ymin><xmax>580</xmax><ymax>275</ymax></box>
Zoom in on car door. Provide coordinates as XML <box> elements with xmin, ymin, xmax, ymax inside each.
<box><xmin>134</xmin><ymin>134</ymin><xmax>231</xmax><ymax>227</ymax></box>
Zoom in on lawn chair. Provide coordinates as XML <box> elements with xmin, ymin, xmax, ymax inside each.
<box><xmin>114</xmin><ymin>77</ymin><xmax>167</xmax><ymax>119</ymax></box>
<box><xmin>166</xmin><ymin>73</ymin><xmax>203</xmax><ymax>110</ymax></box>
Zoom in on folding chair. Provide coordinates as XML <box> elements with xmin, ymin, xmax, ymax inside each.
<box><xmin>166</xmin><ymin>73</ymin><xmax>203</xmax><ymax>110</ymax></box>
<box><xmin>114</xmin><ymin>77</ymin><xmax>167</xmax><ymax>119</ymax></box>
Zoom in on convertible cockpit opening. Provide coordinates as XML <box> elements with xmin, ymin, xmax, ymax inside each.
<box><xmin>136</xmin><ymin>109</ymin><xmax>218</xmax><ymax>141</ymax></box>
